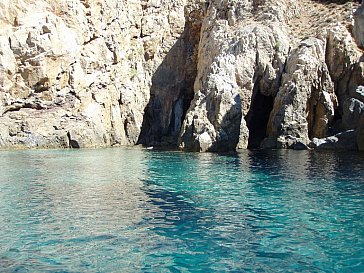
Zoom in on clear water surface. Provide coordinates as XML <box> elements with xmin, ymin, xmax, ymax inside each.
<box><xmin>0</xmin><ymin>148</ymin><xmax>363</xmax><ymax>272</ymax></box>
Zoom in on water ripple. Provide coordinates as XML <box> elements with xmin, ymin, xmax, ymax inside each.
<box><xmin>0</xmin><ymin>148</ymin><xmax>363</xmax><ymax>272</ymax></box>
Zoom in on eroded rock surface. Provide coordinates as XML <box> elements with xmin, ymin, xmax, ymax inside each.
<box><xmin>0</xmin><ymin>0</ymin><xmax>188</xmax><ymax>148</ymax></box>
<box><xmin>179</xmin><ymin>0</ymin><xmax>293</xmax><ymax>151</ymax></box>
<box><xmin>179</xmin><ymin>0</ymin><xmax>364</xmax><ymax>151</ymax></box>
<box><xmin>0</xmin><ymin>0</ymin><xmax>363</xmax><ymax>151</ymax></box>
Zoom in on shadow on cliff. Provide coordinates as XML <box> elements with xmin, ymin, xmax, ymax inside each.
<box><xmin>245</xmin><ymin>80</ymin><xmax>275</xmax><ymax>149</ymax></box>
<box><xmin>179</xmin><ymin>80</ymin><xmax>276</xmax><ymax>152</ymax></box>
<box><xmin>207</xmin><ymin>94</ymin><xmax>243</xmax><ymax>153</ymax></box>
<box><xmin>137</xmin><ymin>18</ymin><xmax>201</xmax><ymax>148</ymax></box>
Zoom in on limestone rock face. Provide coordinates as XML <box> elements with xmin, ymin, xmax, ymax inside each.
<box><xmin>263</xmin><ymin>38</ymin><xmax>336</xmax><ymax>149</ymax></box>
<box><xmin>178</xmin><ymin>0</ymin><xmax>292</xmax><ymax>151</ymax></box>
<box><xmin>0</xmin><ymin>0</ymin><xmax>187</xmax><ymax>148</ymax></box>
<box><xmin>179</xmin><ymin>0</ymin><xmax>364</xmax><ymax>151</ymax></box>
<box><xmin>137</xmin><ymin>1</ymin><xmax>204</xmax><ymax>147</ymax></box>
<box><xmin>0</xmin><ymin>0</ymin><xmax>364</xmax><ymax>151</ymax></box>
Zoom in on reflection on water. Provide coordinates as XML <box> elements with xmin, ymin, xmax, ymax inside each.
<box><xmin>0</xmin><ymin>148</ymin><xmax>363</xmax><ymax>272</ymax></box>
<box><xmin>0</xmin><ymin>148</ymin><xmax>159</xmax><ymax>272</ymax></box>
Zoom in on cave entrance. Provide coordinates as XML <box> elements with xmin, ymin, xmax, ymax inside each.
<box><xmin>137</xmin><ymin>9</ymin><xmax>201</xmax><ymax>147</ymax></box>
<box><xmin>245</xmin><ymin>90</ymin><xmax>274</xmax><ymax>149</ymax></box>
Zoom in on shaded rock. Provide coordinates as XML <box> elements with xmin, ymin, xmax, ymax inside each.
<box><xmin>326</xmin><ymin>25</ymin><xmax>362</xmax><ymax>85</ymax></box>
<box><xmin>354</xmin><ymin>2</ymin><xmax>364</xmax><ymax>48</ymax></box>
<box><xmin>179</xmin><ymin>0</ymin><xmax>292</xmax><ymax>152</ymax></box>
<box><xmin>326</xmin><ymin>25</ymin><xmax>364</xmax><ymax>133</ymax></box>
<box><xmin>137</xmin><ymin>2</ymin><xmax>203</xmax><ymax>147</ymax></box>
<box><xmin>0</xmin><ymin>0</ymin><xmax>188</xmax><ymax>149</ymax></box>
<box><xmin>260</xmin><ymin>137</ymin><xmax>278</xmax><ymax>149</ymax></box>
<box><xmin>342</xmin><ymin>98</ymin><xmax>364</xmax><ymax>130</ymax></box>
<box><xmin>357</xmin><ymin>115</ymin><xmax>364</xmax><ymax>151</ymax></box>
<box><xmin>353</xmin><ymin>86</ymin><xmax>364</xmax><ymax>103</ymax></box>
<box><xmin>266</xmin><ymin>38</ymin><xmax>336</xmax><ymax>147</ymax></box>
<box><xmin>261</xmin><ymin>135</ymin><xmax>309</xmax><ymax>150</ymax></box>
<box><xmin>311</xmin><ymin>130</ymin><xmax>358</xmax><ymax>150</ymax></box>
<box><xmin>290</xmin><ymin>141</ymin><xmax>310</xmax><ymax>150</ymax></box>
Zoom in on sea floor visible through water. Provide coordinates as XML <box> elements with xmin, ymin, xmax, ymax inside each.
<box><xmin>0</xmin><ymin>147</ymin><xmax>363</xmax><ymax>272</ymax></box>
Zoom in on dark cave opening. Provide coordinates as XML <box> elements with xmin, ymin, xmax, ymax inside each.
<box><xmin>245</xmin><ymin>90</ymin><xmax>274</xmax><ymax>149</ymax></box>
<box><xmin>329</xmin><ymin>104</ymin><xmax>343</xmax><ymax>135</ymax></box>
<box><xmin>137</xmin><ymin>11</ymin><xmax>201</xmax><ymax>147</ymax></box>
<box><xmin>167</xmin><ymin>88</ymin><xmax>194</xmax><ymax>138</ymax></box>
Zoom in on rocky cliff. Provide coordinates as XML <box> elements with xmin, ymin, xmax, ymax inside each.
<box><xmin>0</xmin><ymin>0</ymin><xmax>363</xmax><ymax>151</ymax></box>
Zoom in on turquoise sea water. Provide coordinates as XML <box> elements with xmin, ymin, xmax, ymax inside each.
<box><xmin>0</xmin><ymin>148</ymin><xmax>363</xmax><ymax>272</ymax></box>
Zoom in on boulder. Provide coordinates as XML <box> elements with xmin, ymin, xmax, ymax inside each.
<box><xmin>312</xmin><ymin>130</ymin><xmax>358</xmax><ymax>151</ymax></box>
<box><xmin>342</xmin><ymin>98</ymin><xmax>364</xmax><ymax>130</ymax></box>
